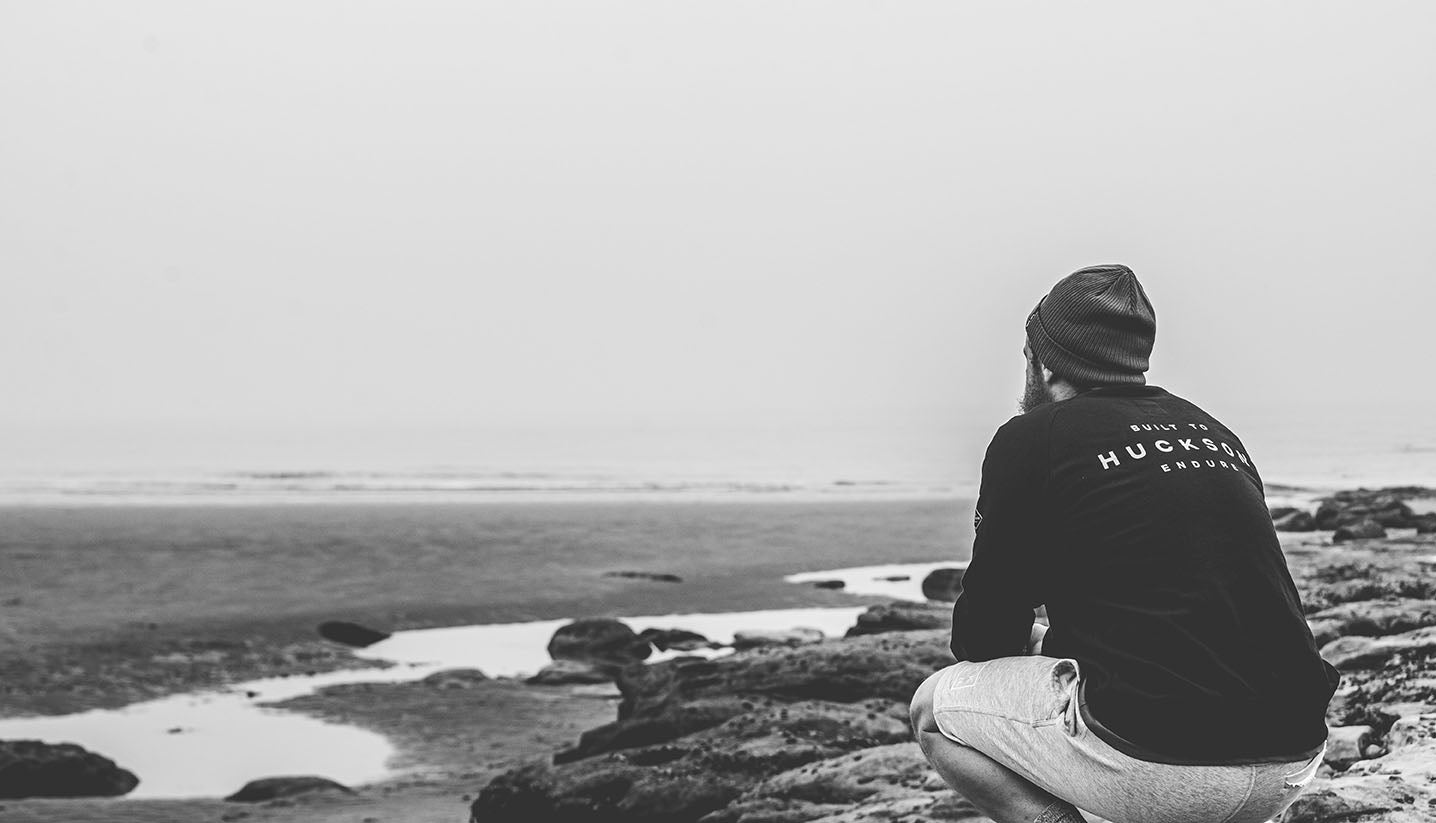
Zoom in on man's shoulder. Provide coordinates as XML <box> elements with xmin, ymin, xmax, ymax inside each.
<box><xmin>994</xmin><ymin>402</ymin><xmax>1061</xmax><ymax>440</ymax></box>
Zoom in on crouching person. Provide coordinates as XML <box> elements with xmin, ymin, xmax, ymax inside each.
<box><xmin>910</xmin><ymin>266</ymin><xmax>1338</xmax><ymax>823</ymax></box>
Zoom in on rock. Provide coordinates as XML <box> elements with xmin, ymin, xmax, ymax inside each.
<box><xmin>603</xmin><ymin>571</ymin><xmax>684</xmax><ymax>583</ymax></box>
<box><xmin>547</xmin><ymin>618</ymin><xmax>652</xmax><ymax>668</ymax></box>
<box><xmin>527</xmin><ymin>660</ymin><xmax>614</xmax><ymax>686</ymax></box>
<box><xmin>225</xmin><ymin>776</ymin><xmax>353</xmax><ymax>802</ymax></box>
<box><xmin>919</xmin><ymin>567</ymin><xmax>965</xmax><ymax>602</ymax></box>
<box><xmin>810</xmin><ymin>579</ymin><xmax>846</xmax><ymax>590</ymax></box>
<box><xmin>844</xmin><ymin>601</ymin><xmax>951</xmax><ymax>637</ymax></box>
<box><xmin>1332</xmin><ymin>519</ymin><xmax>1386</xmax><ymax>543</ymax></box>
<box><xmin>555</xmin><ymin>630</ymin><xmax>953</xmax><ymax>762</ymax></box>
<box><xmin>638</xmin><ymin>628</ymin><xmax>716</xmax><ymax>652</ymax></box>
<box><xmin>1313</xmin><ymin>488</ymin><xmax>1431</xmax><ymax>531</ymax></box>
<box><xmin>421</xmin><ymin>668</ymin><xmax>490</xmax><ymax>689</ymax></box>
<box><xmin>731</xmin><ymin>627</ymin><xmax>825</xmax><ymax>651</ymax></box>
<box><xmin>876</xmin><ymin>575</ymin><xmax>910</xmax><ymax>582</ymax></box>
<box><xmin>316</xmin><ymin>620</ymin><xmax>390</xmax><ymax>648</ymax></box>
<box><xmin>1415</xmin><ymin>514</ymin><xmax>1436</xmax><ymax>534</ymax></box>
<box><xmin>704</xmin><ymin>741</ymin><xmax>982</xmax><ymax>823</ymax></box>
<box><xmin>1385</xmin><ymin>713</ymin><xmax>1436</xmax><ymax>752</ymax></box>
<box><xmin>1306</xmin><ymin>599</ymin><xmax>1436</xmax><ymax>644</ymax></box>
<box><xmin>1285</xmin><ymin>739</ymin><xmax>1436</xmax><ymax>823</ymax></box>
<box><xmin>472</xmin><ymin>700</ymin><xmax>912</xmax><ymax>823</ymax></box>
<box><xmin>1273</xmin><ymin>510</ymin><xmax>1317</xmax><ymax>532</ymax></box>
<box><xmin>0</xmin><ymin>740</ymin><xmax>140</xmax><ymax>799</ymax></box>
<box><xmin>1320</xmin><ymin>625</ymin><xmax>1436</xmax><ymax>670</ymax></box>
<box><xmin>1324</xmin><ymin>725</ymin><xmax>1376</xmax><ymax>768</ymax></box>
<box><xmin>1314</xmin><ymin>501</ymin><xmax>1344</xmax><ymax>531</ymax></box>
<box><xmin>1270</xmin><ymin>506</ymin><xmax>1300</xmax><ymax>520</ymax></box>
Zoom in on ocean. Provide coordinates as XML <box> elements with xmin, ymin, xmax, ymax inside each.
<box><xmin>2</xmin><ymin>407</ymin><xmax>1432</xmax><ymax>506</ymax></box>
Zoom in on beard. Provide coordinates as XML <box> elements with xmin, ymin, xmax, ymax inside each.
<box><xmin>1019</xmin><ymin>354</ymin><xmax>1055</xmax><ymax>414</ymax></box>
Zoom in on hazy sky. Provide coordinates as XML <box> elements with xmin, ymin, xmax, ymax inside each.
<box><xmin>3</xmin><ymin>2</ymin><xmax>1434</xmax><ymax>461</ymax></box>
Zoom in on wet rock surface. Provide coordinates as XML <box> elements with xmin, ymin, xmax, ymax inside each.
<box><xmin>0</xmin><ymin>739</ymin><xmax>140</xmax><ymax>799</ymax></box>
<box><xmin>844</xmin><ymin>601</ymin><xmax>952</xmax><ymax>638</ymax></box>
<box><xmin>528</xmin><ymin>659</ymin><xmax>615</xmax><ymax>686</ymax></box>
<box><xmin>470</xmin><ymin>485</ymin><xmax>1436</xmax><ymax>823</ymax></box>
<box><xmin>224</xmin><ymin>775</ymin><xmax>353</xmax><ymax>802</ymax></box>
<box><xmin>639</xmin><ymin>628</ymin><xmax>718</xmax><ymax>652</ymax></box>
<box><xmin>731</xmin><ymin>627</ymin><xmax>825</xmax><ymax>650</ymax></box>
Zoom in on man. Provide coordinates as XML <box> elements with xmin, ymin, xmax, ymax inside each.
<box><xmin>909</xmin><ymin>265</ymin><xmax>1340</xmax><ymax>823</ymax></box>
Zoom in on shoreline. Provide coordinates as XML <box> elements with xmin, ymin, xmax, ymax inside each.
<box><xmin>7</xmin><ymin>486</ymin><xmax>1436</xmax><ymax>822</ymax></box>
<box><xmin>0</xmin><ymin>497</ymin><xmax>970</xmax><ymax>717</ymax></box>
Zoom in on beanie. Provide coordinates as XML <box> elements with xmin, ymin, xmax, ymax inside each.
<box><xmin>1024</xmin><ymin>264</ymin><xmax>1156</xmax><ymax>386</ymax></box>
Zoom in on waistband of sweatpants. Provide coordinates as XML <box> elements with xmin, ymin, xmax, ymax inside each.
<box><xmin>1076</xmin><ymin>678</ymin><xmax>1328</xmax><ymax>767</ymax></box>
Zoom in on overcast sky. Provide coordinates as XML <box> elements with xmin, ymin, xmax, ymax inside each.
<box><xmin>3</xmin><ymin>2</ymin><xmax>1433</xmax><ymax>468</ymax></box>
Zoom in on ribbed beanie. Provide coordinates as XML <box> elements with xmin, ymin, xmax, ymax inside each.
<box><xmin>1025</xmin><ymin>264</ymin><xmax>1156</xmax><ymax>386</ymax></box>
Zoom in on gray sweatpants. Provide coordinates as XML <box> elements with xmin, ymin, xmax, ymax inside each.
<box><xmin>918</xmin><ymin>656</ymin><xmax>1325</xmax><ymax>823</ymax></box>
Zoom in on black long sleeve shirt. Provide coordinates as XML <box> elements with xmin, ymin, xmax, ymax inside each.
<box><xmin>952</xmin><ymin>384</ymin><xmax>1339</xmax><ymax>765</ymax></box>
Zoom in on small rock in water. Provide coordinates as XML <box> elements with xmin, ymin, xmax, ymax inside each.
<box><xmin>0</xmin><ymin>740</ymin><xmax>140</xmax><ymax>799</ymax></box>
<box><xmin>876</xmin><ymin>574</ymin><xmax>910</xmax><ymax>581</ymax></box>
<box><xmin>731</xmin><ymin>627</ymin><xmax>825</xmax><ymax>650</ymax></box>
<box><xmin>548</xmin><ymin>618</ymin><xmax>652</xmax><ymax>667</ymax></box>
<box><xmin>421</xmin><ymin>668</ymin><xmax>490</xmax><ymax>689</ymax></box>
<box><xmin>811</xmin><ymin>579</ymin><xmax>846</xmax><ymax>590</ymax></box>
<box><xmin>316</xmin><ymin>620</ymin><xmax>391</xmax><ymax>648</ymax></box>
<box><xmin>602</xmin><ymin>570</ymin><xmax>683</xmax><ymax>583</ymax></box>
<box><xmin>225</xmin><ymin>776</ymin><xmax>353</xmax><ymax>803</ymax></box>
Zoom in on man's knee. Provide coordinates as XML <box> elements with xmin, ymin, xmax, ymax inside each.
<box><xmin>910</xmin><ymin>667</ymin><xmax>946</xmax><ymax>739</ymax></box>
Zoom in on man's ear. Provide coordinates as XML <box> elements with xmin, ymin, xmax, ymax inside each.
<box><xmin>1041</xmin><ymin>364</ymin><xmax>1058</xmax><ymax>385</ymax></box>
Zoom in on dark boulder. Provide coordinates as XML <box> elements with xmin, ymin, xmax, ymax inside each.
<box><xmin>1269</xmin><ymin>505</ymin><xmax>1300</xmax><ymax>520</ymax></box>
<box><xmin>0</xmin><ymin>740</ymin><xmax>139</xmax><ymax>799</ymax></box>
<box><xmin>845</xmin><ymin>601</ymin><xmax>951</xmax><ymax>637</ymax></box>
<box><xmin>1415</xmin><ymin>514</ymin><xmax>1436</xmax><ymax>534</ymax></box>
<box><xmin>225</xmin><ymin>775</ymin><xmax>353</xmax><ymax>802</ymax></box>
<box><xmin>1273</xmin><ymin>510</ymin><xmax>1317</xmax><ymax>532</ymax></box>
<box><xmin>1333</xmin><ymin>519</ymin><xmax>1386</xmax><ymax>543</ymax></box>
<box><xmin>809</xmin><ymin>579</ymin><xmax>846</xmax><ymax>590</ymax></box>
<box><xmin>1314</xmin><ymin>501</ymin><xmax>1344</xmax><ymax>530</ymax></box>
<box><xmin>638</xmin><ymin>628</ymin><xmax>715</xmax><ymax>652</ymax></box>
<box><xmin>316</xmin><ymin>620</ymin><xmax>391</xmax><ymax>648</ymax></box>
<box><xmin>920</xmin><ymin>567</ymin><xmax>965</xmax><ymax>602</ymax></box>
<box><xmin>548</xmin><ymin>618</ymin><xmax>652</xmax><ymax>668</ymax></box>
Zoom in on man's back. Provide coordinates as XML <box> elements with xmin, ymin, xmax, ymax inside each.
<box><xmin>953</xmin><ymin>384</ymin><xmax>1340</xmax><ymax>764</ymax></box>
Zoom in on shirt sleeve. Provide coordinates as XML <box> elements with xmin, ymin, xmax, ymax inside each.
<box><xmin>951</xmin><ymin>414</ymin><xmax>1051</xmax><ymax>662</ymax></box>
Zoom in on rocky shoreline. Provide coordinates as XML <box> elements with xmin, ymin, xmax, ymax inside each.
<box><xmin>468</xmin><ymin>487</ymin><xmax>1436</xmax><ymax>823</ymax></box>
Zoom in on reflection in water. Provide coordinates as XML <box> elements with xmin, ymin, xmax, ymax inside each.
<box><xmin>0</xmin><ymin>603</ymin><xmax>890</xmax><ymax>799</ymax></box>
